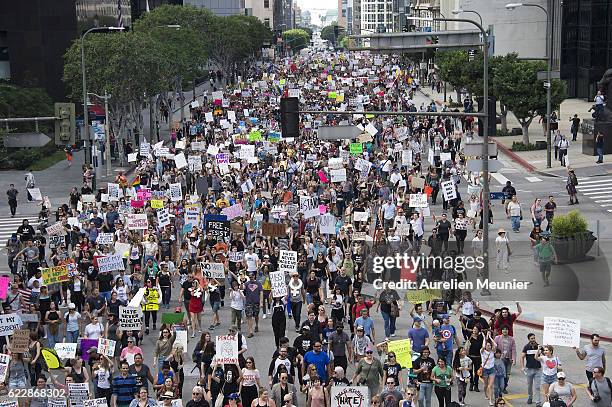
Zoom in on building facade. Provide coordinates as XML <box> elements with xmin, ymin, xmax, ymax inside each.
<box><xmin>561</xmin><ymin>0</ymin><xmax>611</xmax><ymax>99</ymax></box>
<box><xmin>246</xmin><ymin>0</ymin><xmax>274</xmax><ymax>28</ymax></box>
<box><xmin>360</xmin><ymin>0</ymin><xmax>394</xmax><ymax>33</ymax></box>
<box><xmin>0</xmin><ymin>0</ymin><xmax>131</xmax><ymax>101</ymax></box>
<box><xmin>183</xmin><ymin>0</ymin><xmax>245</xmax><ymax>15</ymax></box>
<box><xmin>274</xmin><ymin>0</ymin><xmax>293</xmax><ymax>30</ymax></box>
<box><xmin>338</xmin><ymin>0</ymin><xmax>348</xmax><ymax>28</ymax></box>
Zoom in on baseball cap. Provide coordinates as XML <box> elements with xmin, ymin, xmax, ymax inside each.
<box><xmin>161</xmin><ymin>391</ymin><xmax>175</xmax><ymax>400</ymax></box>
<box><xmin>356</xmin><ymin>326</ymin><xmax>364</xmax><ymax>331</ymax></box>
<box><xmin>556</xmin><ymin>372</ymin><xmax>566</xmax><ymax>379</ymax></box>
<box><xmin>413</xmin><ymin>316</ymin><xmax>422</xmax><ymax>322</ymax></box>
<box><xmin>228</xmin><ymin>393</ymin><xmax>240</xmax><ymax>400</ymax></box>
<box><xmin>87</xmin><ymin>346</ymin><xmax>98</xmax><ymax>353</ymax></box>
<box><xmin>68</xmin><ymin>303</ymin><xmax>76</xmax><ymax>309</ymax></box>
<box><xmin>302</xmin><ymin>325</ymin><xmax>310</xmax><ymax>330</ymax></box>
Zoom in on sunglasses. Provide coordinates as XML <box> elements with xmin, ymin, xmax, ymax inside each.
<box><xmin>406</xmin><ymin>393</ymin><xmax>414</xmax><ymax>396</ymax></box>
<box><xmin>366</xmin><ymin>351</ymin><xmax>373</xmax><ymax>354</ymax></box>
<box><xmin>193</xmin><ymin>393</ymin><xmax>202</xmax><ymax>396</ymax></box>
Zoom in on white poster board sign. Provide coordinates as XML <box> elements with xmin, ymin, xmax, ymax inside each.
<box><xmin>543</xmin><ymin>317</ymin><xmax>581</xmax><ymax>348</ymax></box>
<box><xmin>127</xmin><ymin>214</ymin><xmax>148</xmax><ymax>230</ymax></box>
<box><xmin>54</xmin><ymin>343</ymin><xmax>78</xmax><ymax>359</ymax></box>
<box><xmin>0</xmin><ymin>314</ymin><xmax>22</xmax><ymax>336</ymax></box>
<box><xmin>319</xmin><ymin>214</ymin><xmax>337</xmax><ymax>235</ymax></box>
<box><xmin>96</xmin><ymin>233</ymin><xmax>114</xmax><ymax>245</ymax></box>
<box><xmin>202</xmin><ymin>262</ymin><xmax>226</xmax><ymax>279</ymax></box>
<box><xmin>97</xmin><ymin>254</ymin><xmax>125</xmax><ymax>273</ymax></box>
<box><xmin>119</xmin><ymin>306</ymin><xmax>143</xmax><ymax>330</ymax></box>
<box><xmin>409</xmin><ymin>193</ymin><xmax>428</xmax><ymax>208</ymax></box>
<box><xmin>441</xmin><ymin>180</ymin><xmax>457</xmax><ymax>201</ymax></box>
<box><xmin>300</xmin><ymin>196</ymin><xmax>319</xmax><ymax>219</ymax></box>
<box><xmin>169</xmin><ymin>183</ymin><xmax>182</xmax><ymax>202</ymax></box>
<box><xmin>269</xmin><ymin>271</ymin><xmax>288</xmax><ymax>298</ymax></box>
<box><xmin>278</xmin><ymin>250</ymin><xmax>297</xmax><ymax>273</ymax></box>
<box><xmin>215</xmin><ymin>335</ymin><xmax>238</xmax><ymax>364</ymax></box>
<box><xmin>97</xmin><ymin>338</ymin><xmax>116</xmax><ymax>358</ymax></box>
<box><xmin>330</xmin><ymin>386</ymin><xmax>370</xmax><ymax>407</ymax></box>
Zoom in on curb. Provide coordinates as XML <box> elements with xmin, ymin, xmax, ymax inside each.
<box><xmin>492</xmin><ymin>139</ymin><xmax>536</xmax><ymax>173</ymax></box>
<box><xmin>478</xmin><ymin>306</ymin><xmax>612</xmax><ymax>343</ymax></box>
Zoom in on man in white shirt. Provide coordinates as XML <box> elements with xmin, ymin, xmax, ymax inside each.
<box><xmin>380</xmin><ymin>199</ymin><xmax>396</xmax><ymax>231</ymax></box>
<box><xmin>243</xmin><ymin>246</ymin><xmax>260</xmax><ymax>275</ymax></box>
<box><xmin>506</xmin><ymin>195</ymin><xmax>522</xmax><ymax>232</ymax></box>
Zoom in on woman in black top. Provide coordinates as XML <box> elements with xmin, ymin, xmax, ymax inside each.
<box><xmin>383</xmin><ymin>352</ymin><xmax>403</xmax><ymax>387</ymax></box>
<box><xmin>352</xmin><ymin>271</ymin><xmax>364</xmax><ymax>294</ymax></box>
<box><xmin>465</xmin><ymin>326</ymin><xmax>485</xmax><ymax>391</ymax></box>
<box><xmin>44</xmin><ymin>301</ymin><xmax>62</xmax><ymax>348</ymax></box>
<box><xmin>305</xmin><ymin>271</ymin><xmax>323</xmax><ymax>306</ymax></box>
<box><xmin>157</xmin><ymin>264</ymin><xmax>173</xmax><ymax>309</ymax></box>
<box><xmin>310</xmin><ymin>253</ymin><xmax>328</xmax><ymax>280</ymax></box>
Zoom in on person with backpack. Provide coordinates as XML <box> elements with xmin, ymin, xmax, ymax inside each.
<box><xmin>566</xmin><ymin>168</ymin><xmax>579</xmax><ymax>205</ymax></box>
<box><xmin>587</xmin><ymin>367</ymin><xmax>612</xmax><ymax>407</ymax></box>
<box><xmin>548</xmin><ymin>375</ymin><xmax>577</xmax><ymax>407</ymax></box>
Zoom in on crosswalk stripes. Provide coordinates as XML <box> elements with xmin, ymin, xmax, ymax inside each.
<box><xmin>0</xmin><ymin>215</ymin><xmax>39</xmax><ymax>244</ymax></box>
<box><xmin>575</xmin><ymin>176</ymin><xmax>612</xmax><ymax>211</ymax></box>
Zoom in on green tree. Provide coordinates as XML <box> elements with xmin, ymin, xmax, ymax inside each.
<box><xmin>503</xmin><ymin>59</ymin><xmax>567</xmax><ymax>144</ymax></box>
<box><xmin>282</xmin><ymin>29</ymin><xmax>310</xmax><ymax>52</ymax></box>
<box><xmin>436</xmin><ymin>51</ymin><xmax>470</xmax><ymax>100</ymax></box>
<box><xmin>321</xmin><ymin>23</ymin><xmax>346</xmax><ymax>45</ymax></box>
<box><xmin>0</xmin><ymin>82</ymin><xmax>54</xmax><ymax>135</ymax></box>
<box><xmin>63</xmin><ymin>31</ymin><xmax>167</xmax><ymax>164</ymax></box>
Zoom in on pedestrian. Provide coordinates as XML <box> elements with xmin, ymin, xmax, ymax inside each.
<box><xmin>495</xmin><ymin>229</ymin><xmax>511</xmax><ymax>274</ymax></box>
<box><xmin>481</xmin><ymin>331</ymin><xmax>497</xmax><ymax>406</ymax></box>
<box><xmin>505</xmin><ymin>196</ymin><xmax>522</xmax><ymax>232</ymax></box>
<box><xmin>559</xmin><ymin>135</ymin><xmax>569</xmax><ymax>166</ymax></box>
<box><xmin>65</xmin><ymin>144</ymin><xmax>74</xmax><ymax>167</ymax></box>
<box><xmin>544</xmin><ymin>196</ymin><xmax>557</xmax><ymax>232</ymax></box>
<box><xmin>521</xmin><ymin>333</ymin><xmax>543</xmax><ymax>407</ymax></box>
<box><xmin>586</xmin><ymin>367</ymin><xmax>611</xmax><ymax>407</ymax></box>
<box><xmin>534</xmin><ymin>235</ymin><xmax>558</xmax><ymax>286</ymax></box>
<box><xmin>530</xmin><ymin>198</ymin><xmax>545</xmax><ymax>228</ymax></box>
<box><xmin>566</xmin><ymin>168</ymin><xmax>579</xmax><ymax>205</ymax></box>
<box><xmin>453</xmin><ymin>347</ymin><xmax>472</xmax><ymax>406</ymax></box>
<box><xmin>25</xmin><ymin>171</ymin><xmax>35</xmax><ymax>201</ymax></box>
<box><xmin>537</xmin><ymin>345</ymin><xmax>562</xmax><ymax>401</ymax></box>
<box><xmin>570</xmin><ymin>114</ymin><xmax>580</xmax><ymax>141</ymax></box>
<box><xmin>574</xmin><ymin>334</ymin><xmax>606</xmax><ymax>386</ymax></box>
<box><xmin>6</xmin><ymin>183</ymin><xmax>18</xmax><ymax>217</ymax></box>
<box><xmin>596</xmin><ymin>132</ymin><xmax>604</xmax><ymax>164</ymax></box>
<box><xmin>431</xmin><ymin>357</ymin><xmax>453</xmax><ymax>407</ymax></box>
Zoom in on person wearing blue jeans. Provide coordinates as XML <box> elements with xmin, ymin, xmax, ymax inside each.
<box><xmin>413</xmin><ymin>348</ymin><xmax>436</xmax><ymax>407</ymax></box>
<box><xmin>596</xmin><ymin>132</ymin><xmax>604</xmax><ymax>164</ymax></box>
<box><xmin>377</xmin><ymin>287</ymin><xmax>399</xmax><ymax>339</ymax></box>
<box><xmin>64</xmin><ymin>303</ymin><xmax>81</xmax><ymax>343</ymax></box>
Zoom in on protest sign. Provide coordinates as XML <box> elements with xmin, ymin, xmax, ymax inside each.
<box><xmin>353</xmin><ymin>211</ymin><xmax>370</xmax><ymax>222</ymax></box>
<box><xmin>115</xmin><ymin>242</ymin><xmax>131</xmax><ymax>258</ymax></box>
<box><xmin>221</xmin><ymin>203</ymin><xmax>244</xmax><ymax>220</ymax></box>
<box><xmin>68</xmin><ymin>383</ymin><xmax>90</xmax><ymax>407</ymax></box>
<box><xmin>81</xmin><ymin>194</ymin><xmax>96</xmax><ymax>203</ymax></box>
<box><xmin>387</xmin><ymin>339</ymin><xmax>412</xmax><ymax>369</ymax></box>
<box><xmin>330</xmin><ymin>168</ymin><xmax>347</xmax><ymax>183</ymax></box>
<box><xmin>188</xmin><ymin>155</ymin><xmax>202</xmax><ymax>172</ymax></box>
<box><xmin>228</xmin><ymin>251</ymin><xmax>244</xmax><ymax>263</ymax></box>
<box><xmin>119</xmin><ymin>306</ymin><xmax>143</xmax><ymax>330</ymax></box>
<box><xmin>350</xmin><ymin>143</ymin><xmax>363</xmax><ymax>155</ymax></box>
<box><xmin>46</xmin><ymin>222</ymin><xmax>66</xmax><ymax>236</ymax></box>
<box><xmin>0</xmin><ymin>314</ymin><xmax>22</xmax><ymax>336</ymax></box>
<box><xmin>441</xmin><ymin>180</ymin><xmax>457</xmax><ymax>201</ymax></box>
<box><xmin>28</xmin><ymin>188</ymin><xmax>43</xmax><ymax>201</ymax></box>
<box><xmin>396</xmin><ymin>223</ymin><xmax>411</xmax><ymax>236</ymax></box>
<box><xmin>107</xmin><ymin>183</ymin><xmax>120</xmax><ymax>201</ymax></box>
<box><xmin>543</xmin><ymin>317</ymin><xmax>581</xmax><ymax>348</ymax></box>
<box><xmin>405</xmin><ymin>289</ymin><xmax>442</xmax><ymax>304</ymax></box>
<box><xmin>402</xmin><ymin>150</ymin><xmax>413</xmax><ymax>166</ymax></box>
<box><xmin>278</xmin><ymin>250</ymin><xmax>297</xmax><ymax>273</ymax></box>
<box><xmin>0</xmin><ymin>275</ymin><xmax>8</xmax><ymax>300</ymax></box>
<box><xmin>128</xmin><ymin>153</ymin><xmax>138</xmax><ymax>162</ymax></box>
<box><xmin>216</xmin><ymin>153</ymin><xmax>230</xmax><ymax>164</ymax></box>
<box><xmin>41</xmin><ymin>265</ymin><xmax>69</xmax><ymax>285</ymax></box>
<box><xmin>330</xmin><ymin>387</ymin><xmax>370</xmax><ymax>407</ymax></box>
<box><xmin>97</xmin><ymin>338</ymin><xmax>116</xmax><ymax>358</ymax></box>
<box><xmin>96</xmin><ymin>233</ymin><xmax>114</xmax><ymax>245</ymax></box>
<box><xmin>173</xmin><ymin>153</ymin><xmax>187</xmax><ymax>169</ymax></box>
<box><xmin>270</xmin><ymin>271</ymin><xmax>288</xmax><ymax>298</ymax></box>
<box><xmin>49</xmin><ymin>399</ymin><xmax>67</xmax><ymax>407</ymax></box>
<box><xmin>157</xmin><ymin>208</ymin><xmax>170</xmax><ymax>228</ymax></box>
<box><xmin>300</xmin><ymin>196</ymin><xmax>319</xmax><ymax>219</ymax></box>
<box><xmin>205</xmin><ymin>219</ymin><xmax>231</xmax><ymax>241</ymax></box>
<box><xmin>151</xmin><ymin>199</ymin><xmax>164</xmax><ymax>209</ymax></box>
<box><xmin>262</xmin><ymin>222</ymin><xmax>287</xmax><ymax>237</ymax></box>
<box><xmin>80</xmin><ymin>338</ymin><xmax>98</xmax><ymax>360</ymax></box>
<box><xmin>215</xmin><ymin>335</ymin><xmax>238</xmax><ymax>364</ymax></box>
<box><xmin>169</xmin><ymin>183</ymin><xmax>182</xmax><ymax>202</ymax></box>
<box><xmin>11</xmin><ymin>329</ymin><xmax>30</xmax><ymax>353</ymax></box>
<box><xmin>175</xmin><ymin>330</ymin><xmax>188</xmax><ymax>353</ymax></box>
<box><xmin>127</xmin><ymin>214</ymin><xmax>148</xmax><ymax>230</ymax></box>
<box><xmin>319</xmin><ymin>214</ymin><xmax>337</xmax><ymax>235</ymax></box>
<box><xmin>97</xmin><ymin>254</ymin><xmax>124</xmax><ymax>273</ymax></box>
<box><xmin>161</xmin><ymin>312</ymin><xmax>185</xmax><ymax>325</ymax></box>
<box><xmin>136</xmin><ymin>188</ymin><xmax>152</xmax><ymax>201</ymax></box>
<box><xmin>409</xmin><ymin>194</ymin><xmax>428</xmax><ymax>208</ymax></box>
<box><xmin>83</xmin><ymin>399</ymin><xmax>108</xmax><ymax>407</ymax></box>
<box><xmin>440</xmin><ymin>152</ymin><xmax>452</xmax><ymax>163</ymax></box>
<box><xmin>411</xmin><ymin>177</ymin><xmax>425</xmax><ymax>189</ymax></box>
<box><xmin>140</xmin><ymin>142</ymin><xmax>150</xmax><ymax>156</ymax></box>
<box><xmin>202</xmin><ymin>262</ymin><xmax>226</xmax><ymax>279</ymax></box>
<box><xmin>54</xmin><ymin>342</ymin><xmax>77</xmax><ymax>359</ymax></box>
<box><xmin>0</xmin><ymin>354</ymin><xmax>10</xmax><ymax>383</ymax></box>
<box><xmin>131</xmin><ymin>200</ymin><xmax>144</xmax><ymax>208</ymax></box>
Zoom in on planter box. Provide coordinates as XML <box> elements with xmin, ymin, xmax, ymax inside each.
<box><xmin>552</xmin><ymin>231</ymin><xmax>597</xmax><ymax>263</ymax></box>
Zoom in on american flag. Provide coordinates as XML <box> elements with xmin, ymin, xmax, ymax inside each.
<box><xmin>117</xmin><ymin>0</ymin><xmax>123</xmax><ymax>28</ymax></box>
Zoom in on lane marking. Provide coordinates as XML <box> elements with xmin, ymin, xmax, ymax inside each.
<box><xmin>491</xmin><ymin>172</ymin><xmax>510</xmax><ymax>185</ymax></box>
<box><xmin>525</xmin><ymin>176</ymin><xmax>542</xmax><ymax>182</ymax></box>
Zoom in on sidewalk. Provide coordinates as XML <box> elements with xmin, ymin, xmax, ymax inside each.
<box><xmin>478</xmin><ymin>301</ymin><xmax>612</xmax><ymax>342</ymax></box>
<box><xmin>419</xmin><ymin>87</ymin><xmax>602</xmax><ymax>177</ymax></box>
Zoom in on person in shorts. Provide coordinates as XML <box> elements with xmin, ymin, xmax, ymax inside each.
<box><xmin>244</xmin><ymin>272</ymin><xmax>263</xmax><ymax>338</ymax></box>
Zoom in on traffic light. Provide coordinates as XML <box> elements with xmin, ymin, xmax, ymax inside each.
<box><xmin>54</xmin><ymin>102</ymin><xmax>76</xmax><ymax>146</ymax></box>
<box><xmin>476</xmin><ymin>96</ymin><xmax>497</xmax><ymax>138</ymax></box>
<box><xmin>280</xmin><ymin>97</ymin><xmax>299</xmax><ymax>138</ymax></box>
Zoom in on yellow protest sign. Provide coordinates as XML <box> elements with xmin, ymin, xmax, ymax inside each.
<box><xmin>151</xmin><ymin>200</ymin><xmax>164</xmax><ymax>209</ymax></box>
<box><xmin>41</xmin><ymin>265</ymin><xmax>69</xmax><ymax>285</ymax></box>
<box><xmin>327</xmin><ymin>75</ymin><xmax>332</xmax><ymax>82</ymax></box>
<box><xmin>405</xmin><ymin>289</ymin><xmax>442</xmax><ymax>304</ymax></box>
<box><xmin>388</xmin><ymin>339</ymin><xmax>412</xmax><ymax>369</ymax></box>
<box><xmin>365</xmin><ymin>114</ymin><xmax>375</xmax><ymax>119</ymax></box>
<box><xmin>336</xmin><ymin>93</ymin><xmax>345</xmax><ymax>103</ymax></box>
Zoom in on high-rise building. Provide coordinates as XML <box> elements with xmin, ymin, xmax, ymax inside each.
<box><xmin>0</xmin><ymin>0</ymin><xmax>131</xmax><ymax>101</ymax></box>
<box><xmin>561</xmin><ymin>0</ymin><xmax>611</xmax><ymax>99</ymax></box>
<box><xmin>352</xmin><ymin>0</ymin><xmax>362</xmax><ymax>34</ymax></box>
<box><xmin>274</xmin><ymin>0</ymin><xmax>293</xmax><ymax>30</ymax></box>
<box><xmin>183</xmin><ymin>0</ymin><xmax>246</xmax><ymax>15</ymax></box>
<box><xmin>360</xmin><ymin>0</ymin><xmax>393</xmax><ymax>33</ymax></box>
<box><xmin>338</xmin><ymin>0</ymin><xmax>348</xmax><ymax>28</ymax></box>
<box><xmin>245</xmin><ymin>0</ymin><xmax>274</xmax><ymax>28</ymax></box>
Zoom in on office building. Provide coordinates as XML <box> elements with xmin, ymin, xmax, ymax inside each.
<box><xmin>183</xmin><ymin>0</ymin><xmax>245</xmax><ymax>15</ymax></box>
<box><xmin>245</xmin><ymin>0</ymin><xmax>274</xmax><ymax>28</ymax></box>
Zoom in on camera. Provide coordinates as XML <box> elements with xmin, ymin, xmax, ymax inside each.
<box><xmin>593</xmin><ymin>396</ymin><xmax>602</xmax><ymax>403</ymax></box>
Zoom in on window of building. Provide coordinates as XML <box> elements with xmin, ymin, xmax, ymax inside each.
<box><xmin>264</xmin><ymin>18</ymin><xmax>270</xmax><ymax>27</ymax></box>
<box><xmin>264</xmin><ymin>0</ymin><xmax>269</xmax><ymax>8</ymax></box>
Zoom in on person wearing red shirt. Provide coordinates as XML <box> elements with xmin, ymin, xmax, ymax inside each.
<box><xmin>493</xmin><ymin>302</ymin><xmax>522</xmax><ymax>336</ymax></box>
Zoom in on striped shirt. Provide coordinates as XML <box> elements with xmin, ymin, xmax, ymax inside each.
<box><xmin>112</xmin><ymin>374</ymin><xmax>138</xmax><ymax>404</ymax></box>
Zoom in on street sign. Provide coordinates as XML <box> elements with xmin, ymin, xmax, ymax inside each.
<box><xmin>466</xmin><ymin>159</ymin><xmax>504</xmax><ymax>173</ymax></box>
<box><xmin>3</xmin><ymin>132</ymin><xmax>52</xmax><ymax>148</ymax></box>
<box><xmin>489</xmin><ymin>192</ymin><xmax>505</xmax><ymax>200</ymax></box>
<box><xmin>317</xmin><ymin>125</ymin><xmax>363</xmax><ymax>140</ymax></box>
<box><xmin>537</xmin><ymin>71</ymin><xmax>561</xmax><ymax>80</ymax></box>
<box><xmin>464</xmin><ymin>142</ymin><xmax>498</xmax><ymax>157</ymax></box>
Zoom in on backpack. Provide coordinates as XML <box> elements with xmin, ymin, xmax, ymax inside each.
<box><xmin>570</xmin><ymin>173</ymin><xmax>578</xmax><ymax>186</ymax></box>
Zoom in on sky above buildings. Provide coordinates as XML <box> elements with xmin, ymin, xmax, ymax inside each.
<box><xmin>296</xmin><ymin>0</ymin><xmax>334</xmax><ymax>25</ymax></box>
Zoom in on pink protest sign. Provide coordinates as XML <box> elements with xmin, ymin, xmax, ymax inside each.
<box><xmin>130</xmin><ymin>200</ymin><xmax>144</xmax><ymax>208</ymax></box>
<box><xmin>136</xmin><ymin>189</ymin><xmax>152</xmax><ymax>201</ymax></box>
<box><xmin>317</xmin><ymin>170</ymin><xmax>329</xmax><ymax>183</ymax></box>
<box><xmin>0</xmin><ymin>275</ymin><xmax>9</xmax><ymax>300</ymax></box>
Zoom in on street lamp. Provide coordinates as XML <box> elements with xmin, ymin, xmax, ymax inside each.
<box><xmin>452</xmin><ymin>9</ymin><xmax>483</xmax><ymax>28</ymax></box>
<box><xmin>505</xmin><ymin>2</ymin><xmax>552</xmax><ymax>168</ymax></box>
<box><xmin>88</xmin><ymin>92</ymin><xmax>112</xmax><ymax>177</ymax></box>
<box><xmin>81</xmin><ymin>26</ymin><xmax>124</xmax><ymax>190</ymax></box>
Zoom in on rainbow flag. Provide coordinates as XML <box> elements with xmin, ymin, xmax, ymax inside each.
<box><xmin>131</xmin><ymin>175</ymin><xmax>141</xmax><ymax>190</ymax></box>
